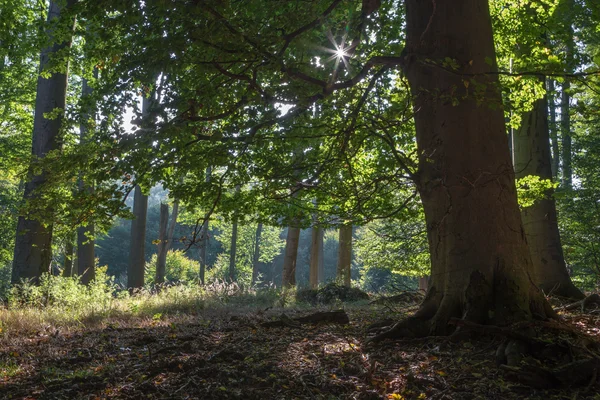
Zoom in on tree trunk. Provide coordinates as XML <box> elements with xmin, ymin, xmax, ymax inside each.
<box><xmin>390</xmin><ymin>0</ymin><xmax>555</xmax><ymax>337</ymax></box>
<box><xmin>513</xmin><ymin>86</ymin><xmax>584</xmax><ymax>299</ymax></box>
<box><xmin>228</xmin><ymin>217</ymin><xmax>238</xmax><ymax>282</ymax></box>
<box><xmin>547</xmin><ymin>79</ymin><xmax>560</xmax><ymax>179</ymax></box>
<box><xmin>251</xmin><ymin>223</ymin><xmax>262</xmax><ymax>285</ymax></box>
<box><xmin>199</xmin><ymin>166</ymin><xmax>211</xmax><ymax>284</ymax></box>
<box><xmin>560</xmin><ymin>0</ymin><xmax>574</xmax><ymax>190</ymax></box>
<box><xmin>155</xmin><ymin>203</ymin><xmax>169</xmax><ymax>285</ymax></box>
<box><xmin>560</xmin><ymin>80</ymin><xmax>572</xmax><ymax>189</ymax></box>
<box><xmin>11</xmin><ymin>0</ymin><xmax>77</xmax><ymax>284</ymax></box>
<box><xmin>63</xmin><ymin>236</ymin><xmax>74</xmax><ymax>278</ymax></box>
<box><xmin>318</xmin><ymin>228</ymin><xmax>325</xmax><ymax>283</ymax></box>
<box><xmin>282</xmin><ymin>226</ymin><xmax>300</xmax><ymax>288</ymax></box>
<box><xmin>309</xmin><ymin>225</ymin><xmax>323</xmax><ymax>289</ymax></box>
<box><xmin>128</xmin><ymin>184</ymin><xmax>148</xmax><ymax>290</ymax></box>
<box><xmin>419</xmin><ymin>276</ymin><xmax>429</xmax><ymax>292</ymax></box>
<box><xmin>336</xmin><ymin>224</ymin><xmax>352</xmax><ymax>287</ymax></box>
<box><xmin>77</xmin><ymin>76</ymin><xmax>96</xmax><ymax>285</ymax></box>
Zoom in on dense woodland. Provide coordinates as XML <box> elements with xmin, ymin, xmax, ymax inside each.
<box><xmin>1</xmin><ymin>0</ymin><xmax>600</xmax><ymax>398</ymax></box>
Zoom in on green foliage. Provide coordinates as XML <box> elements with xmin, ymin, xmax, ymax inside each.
<box><xmin>7</xmin><ymin>266</ymin><xmax>116</xmax><ymax>314</ymax></box>
<box><xmin>210</xmin><ymin>220</ymin><xmax>284</xmax><ymax>285</ymax></box>
<box><xmin>145</xmin><ymin>250</ymin><xmax>198</xmax><ymax>285</ymax></box>
<box><xmin>516</xmin><ymin>175</ymin><xmax>559</xmax><ymax>209</ymax></box>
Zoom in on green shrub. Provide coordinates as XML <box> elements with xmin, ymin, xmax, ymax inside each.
<box><xmin>7</xmin><ymin>266</ymin><xmax>116</xmax><ymax>314</ymax></box>
<box><xmin>145</xmin><ymin>250</ymin><xmax>198</xmax><ymax>285</ymax></box>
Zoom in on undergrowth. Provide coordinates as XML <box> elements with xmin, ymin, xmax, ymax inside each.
<box><xmin>0</xmin><ymin>273</ymin><xmax>282</xmax><ymax>339</ymax></box>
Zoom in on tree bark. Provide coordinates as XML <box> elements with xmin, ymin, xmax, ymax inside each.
<box><xmin>337</xmin><ymin>224</ymin><xmax>352</xmax><ymax>287</ymax></box>
<box><xmin>11</xmin><ymin>0</ymin><xmax>77</xmax><ymax>284</ymax></box>
<box><xmin>513</xmin><ymin>86</ymin><xmax>584</xmax><ymax>299</ymax></box>
<box><xmin>309</xmin><ymin>225</ymin><xmax>323</xmax><ymax>289</ymax></box>
<box><xmin>128</xmin><ymin>184</ymin><xmax>148</xmax><ymax>290</ymax></box>
<box><xmin>251</xmin><ymin>223</ymin><xmax>263</xmax><ymax>285</ymax></box>
<box><xmin>388</xmin><ymin>0</ymin><xmax>555</xmax><ymax>338</ymax></box>
<box><xmin>228</xmin><ymin>216</ymin><xmax>239</xmax><ymax>282</ymax></box>
<box><xmin>77</xmin><ymin>76</ymin><xmax>96</xmax><ymax>285</ymax></box>
<box><xmin>199</xmin><ymin>166</ymin><xmax>211</xmax><ymax>284</ymax></box>
<box><xmin>282</xmin><ymin>226</ymin><xmax>300</xmax><ymax>288</ymax></box>
<box><xmin>547</xmin><ymin>79</ymin><xmax>560</xmax><ymax>179</ymax></box>
<box><xmin>155</xmin><ymin>203</ymin><xmax>169</xmax><ymax>285</ymax></box>
<box><xmin>63</xmin><ymin>236</ymin><xmax>74</xmax><ymax>278</ymax></box>
<box><xmin>560</xmin><ymin>0</ymin><xmax>574</xmax><ymax>190</ymax></box>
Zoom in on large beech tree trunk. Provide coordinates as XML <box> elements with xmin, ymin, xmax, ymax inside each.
<box><xmin>336</xmin><ymin>224</ymin><xmax>352</xmax><ymax>287</ymax></box>
<box><xmin>77</xmin><ymin>76</ymin><xmax>96</xmax><ymax>285</ymax></box>
<box><xmin>389</xmin><ymin>0</ymin><xmax>555</xmax><ymax>337</ymax></box>
<box><xmin>282</xmin><ymin>226</ymin><xmax>300</xmax><ymax>288</ymax></box>
<box><xmin>11</xmin><ymin>0</ymin><xmax>77</xmax><ymax>284</ymax></box>
<box><xmin>514</xmin><ymin>88</ymin><xmax>584</xmax><ymax>299</ymax></box>
<box><xmin>128</xmin><ymin>184</ymin><xmax>148</xmax><ymax>290</ymax></box>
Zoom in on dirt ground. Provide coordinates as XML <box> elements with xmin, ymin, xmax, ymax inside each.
<box><xmin>1</xmin><ymin>302</ymin><xmax>599</xmax><ymax>399</ymax></box>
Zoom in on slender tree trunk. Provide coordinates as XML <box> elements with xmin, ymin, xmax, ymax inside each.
<box><xmin>309</xmin><ymin>225</ymin><xmax>322</xmax><ymax>289</ymax></box>
<box><xmin>251</xmin><ymin>223</ymin><xmax>262</xmax><ymax>285</ymax></box>
<box><xmin>336</xmin><ymin>224</ymin><xmax>352</xmax><ymax>287</ymax></box>
<box><xmin>318</xmin><ymin>228</ymin><xmax>325</xmax><ymax>283</ymax></box>
<box><xmin>128</xmin><ymin>184</ymin><xmax>148</xmax><ymax>291</ymax></box>
<box><xmin>199</xmin><ymin>166</ymin><xmax>211</xmax><ymax>284</ymax></box>
<box><xmin>560</xmin><ymin>0</ymin><xmax>574</xmax><ymax>190</ymax></box>
<box><xmin>155</xmin><ymin>203</ymin><xmax>169</xmax><ymax>285</ymax></box>
<box><xmin>63</xmin><ymin>236</ymin><xmax>74</xmax><ymax>278</ymax></box>
<box><xmin>387</xmin><ymin>0</ymin><xmax>555</xmax><ymax>337</ymax></box>
<box><xmin>11</xmin><ymin>0</ymin><xmax>77</xmax><ymax>284</ymax></box>
<box><xmin>228</xmin><ymin>217</ymin><xmax>238</xmax><ymax>282</ymax></box>
<box><xmin>547</xmin><ymin>79</ymin><xmax>560</xmax><ymax>179</ymax></box>
<box><xmin>560</xmin><ymin>80</ymin><xmax>572</xmax><ymax>189</ymax></box>
<box><xmin>282</xmin><ymin>226</ymin><xmax>300</xmax><ymax>288</ymax></box>
<box><xmin>513</xmin><ymin>84</ymin><xmax>584</xmax><ymax>299</ymax></box>
<box><xmin>77</xmin><ymin>76</ymin><xmax>96</xmax><ymax>285</ymax></box>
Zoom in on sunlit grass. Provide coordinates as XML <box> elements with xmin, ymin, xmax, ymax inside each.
<box><xmin>0</xmin><ymin>276</ymin><xmax>283</xmax><ymax>341</ymax></box>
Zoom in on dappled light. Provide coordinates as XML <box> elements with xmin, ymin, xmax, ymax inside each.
<box><xmin>2</xmin><ymin>0</ymin><xmax>600</xmax><ymax>398</ymax></box>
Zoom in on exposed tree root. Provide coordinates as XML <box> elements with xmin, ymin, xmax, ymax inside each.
<box><xmin>557</xmin><ymin>293</ymin><xmax>600</xmax><ymax>312</ymax></box>
<box><xmin>369</xmin><ymin>310</ymin><xmax>600</xmax><ymax>389</ymax></box>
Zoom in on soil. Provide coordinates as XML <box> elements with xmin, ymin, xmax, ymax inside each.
<box><xmin>1</xmin><ymin>302</ymin><xmax>599</xmax><ymax>399</ymax></box>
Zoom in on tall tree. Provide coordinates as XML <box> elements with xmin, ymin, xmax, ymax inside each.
<box><xmin>127</xmin><ymin>183</ymin><xmax>148</xmax><ymax>290</ymax></box>
<box><xmin>281</xmin><ymin>226</ymin><xmax>300</xmax><ymax>288</ymax></box>
<box><xmin>77</xmin><ymin>76</ymin><xmax>96</xmax><ymax>285</ymax></box>
<box><xmin>155</xmin><ymin>203</ymin><xmax>169</xmax><ymax>285</ymax></box>
<box><xmin>378</xmin><ymin>0</ymin><xmax>555</xmax><ymax>339</ymax></box>
<box><xmin>12</xmin><ymin>0</ymin><xmax>77</xmax><ymax>284</ymax></box>
<box><xmin>309</xmin><ymin>223</ymin><xmax>323</xmax><ymax>289</ymax></box>
<box><xmin>251</xmin><ymin>222</ymin><xmax>262</xmax><ymax>285</ymax></box>
<box><xmin>198</xmin><ymin>166</ymin><xmax>211</xmax><ymax>284</ymax></box>
<box><xmin>337</xmin><ymin>224</ymin><xmax>352</xmax><ymax>287</ymax></box>
<box><xmin>155</xmin><ymin>199</ymin><xmax>179</xmax><ymax>285</ymax></box>
<box><xmin>514</xmin><ymin>82</ymin><xmax>584</xmax><ymax>299</ymax></box>
<box><xmin>62</xmin><ymin>235</ymin><xmax>74</xmax><ymax>278</ymax></box>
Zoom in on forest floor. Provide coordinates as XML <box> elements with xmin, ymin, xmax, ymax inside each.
<box><xmin>1</xmin><ymin>297</ymin><xmax>600</xmax><ymax>400</ymax></box>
